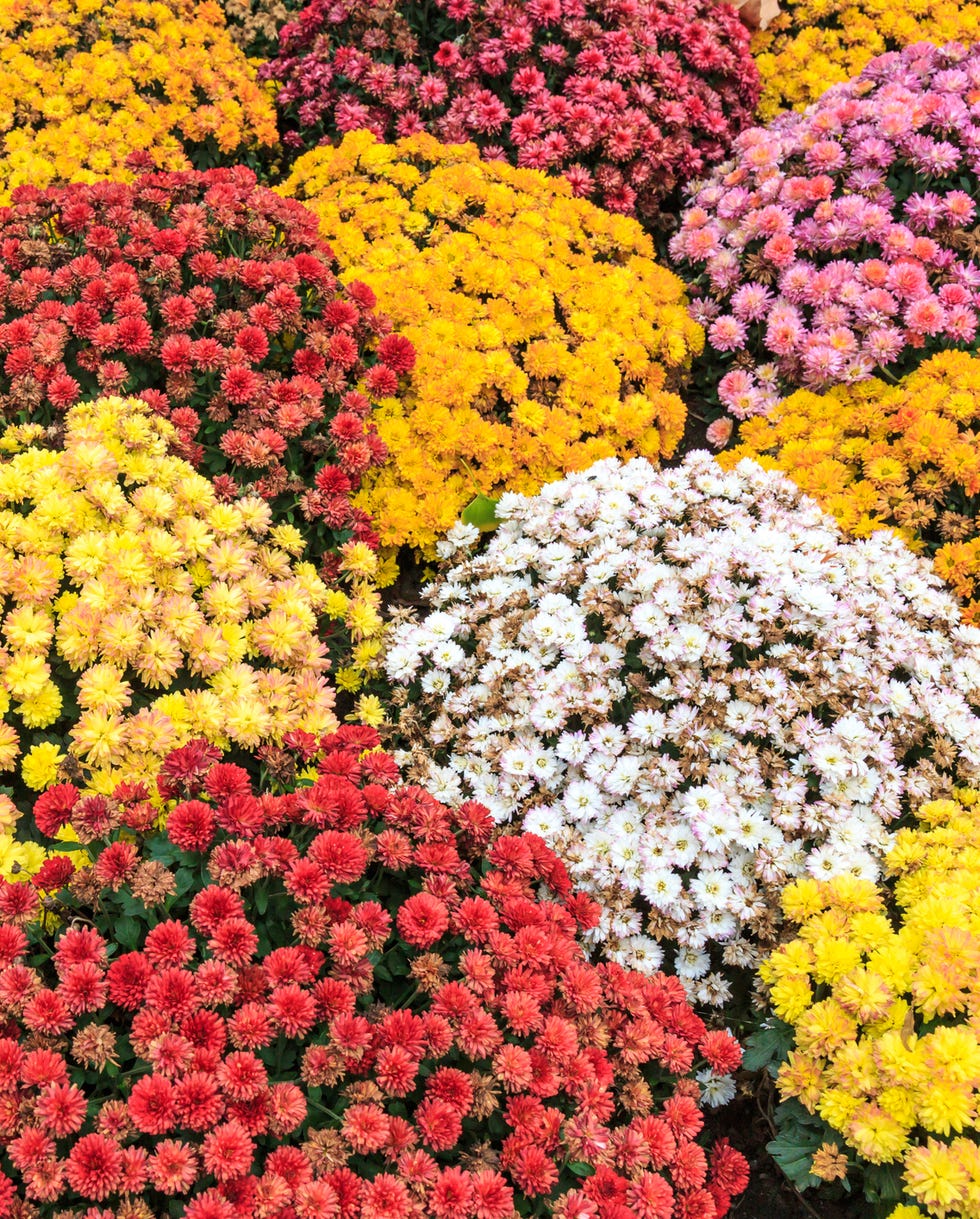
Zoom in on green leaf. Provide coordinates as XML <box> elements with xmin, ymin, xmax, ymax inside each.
<box><xmin>767</xmin><ymin>1134</ymin><xmax>822</xmax><ymax>1192</ymax></box>
<box><xmin>567</xmin><ymin>1162</ymin><xmax>595</xmax><ymax>1178</ymax></box>
<box><xmin>461</xmin><ymin>494</ymin><xmax>498</xmax><ymax>531</ymax></box>
<box><xmin>743</xmin><ymin>1019</ymin><xmax>795</xmax><ymax>1074</ymax></box>
<box><xmin>115</xmin><ymin>916</ymin><xmax>140</xmax><ymax>951</ymax></box>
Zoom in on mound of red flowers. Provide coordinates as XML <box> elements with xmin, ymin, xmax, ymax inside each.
<box><xmin>0</xmin><ymin>166</ymin><xmax>416</xmax><ymax>573</ymax></box>
<box><xmin>0</xmin><ymin>727</ymin><xmax>748</xmax><ymax>1218</ymax></box>
<box><xmin>262</xmin><ymin>0</ymin><xmax>760</xmax><ymax>221</ymax></box>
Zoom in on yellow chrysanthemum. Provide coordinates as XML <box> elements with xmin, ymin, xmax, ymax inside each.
<box><xmin>281</xmin><ymin>131</ymin><xmax>702</xmax><ymax>556</ymax></box>
<box><xmin>20</xmin><ymin>741</ymin><xmax>65</xmax><ymax>792</ymax></box>
<box><xmin>0</xmin><ymin>0</ymin><xmax>276</xmax><ymax>201</ymax></box>
<box><xmin>0</xmin><ymin>396</ymin><xmax>337</xmax><ymax>807</ymax></box>
<box><xmin>752</xmin><ymin>0</ymin><xmax>980</xmax><ymax>120</ymax></box>
<box><xmin>722</xmin><ymin>352</ymin><xmax>980</xmax><ymax>618</ymax></box>
<box><xmin>762</xmin><ymin>790</ymin><xmax>980</xmax><ymax>1213</ymax></box>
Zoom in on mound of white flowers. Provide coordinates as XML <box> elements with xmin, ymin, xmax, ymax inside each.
<box><xmin>385</xmin><ymin>453</ymin><xmax>980</xmax><ymax>1004</ymax></box>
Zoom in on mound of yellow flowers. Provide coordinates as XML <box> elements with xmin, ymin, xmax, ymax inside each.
<box><xmin>0</xmin><ymin>0</ymin><xmax>276</xmax><ymax>200</ymax></box>
<box><xmin>762</xmin><ymin>790</ymin><xmax>980</xmax><ymax>1218</ymax></box>
<box><xmin>721</xmin><ymin>351</ymin><xmax>980</xmax><ymax>622</ymax></box>
<box><xmin>752</xmin><ymin>0</ymin><xmax>980</xmax><ymax>119</ymax></box>
<box><xmin>0</xmin><ymin>396</ymin><xmax>336</xmax><ymax>799</ymax></box>
<box><xmin>282</xmin><ymin>131</ymin><xmax>702</xmax><ymax>555</ymax></box>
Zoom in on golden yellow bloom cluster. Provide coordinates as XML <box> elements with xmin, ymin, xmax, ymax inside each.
<box><xmin>762</xmin><ymin>790</ymin><xmax>980</xmax><ymax>1217</ymax></box>
<box><xmin>0</xmin><ymin>396</ymin><xmax>336</xmax><ymax>797</ymax></box>
<box><xmin>721</xmin><ymin>351</ymin><xmax>980</xmax><ymax>622</ymax></box>
<box><xmin>752</xmin><ymin>0</ymin><xmax>980</xmax><ymax>120</ymax></box>
<box><xmin>0</xmin><ymin>0</ymin><xmax>277</xmax><ymax>200</ymax></box>
<box><xmin>282</xmin><ymin>131</ymin><xmax>702</xmax><ymax>554</ymax></box>
<box><xmin>324</xmin><ymin>537</ymin><xmax>388</xmax><ymax>725</ymax></box>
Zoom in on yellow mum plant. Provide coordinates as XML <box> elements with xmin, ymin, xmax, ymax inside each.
<box><xmin>752</xmin><ymin>0</ymin><xmax>980</xmax><ymax>120</ymax></box>
<box><xmin>758</xmin><ymin>790</ymin><xmax>980</xmax><ymax>1217</ymax></box>
<box><xmin>720</xmin><ymin>351</ymin><xmax>980</xmax><ymax>622</ymax></box>
<box><xmin>281</xmin><ymin>130</ymin><xmax>702</xmax><ymax>554</ymax></box>
<box><xmin>0</xmin><ymin>0</ymin><xmax>277</xmax><ymax>200</ymax></box>
<box><xmin>0</xmin><ymin>395</ymin><xmax>336</xmax><ymax>800</ymax></box>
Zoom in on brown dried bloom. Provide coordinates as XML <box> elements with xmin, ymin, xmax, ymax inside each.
<box><xmin>409</xmin><ymin>952</ymin><xmax>449</xmax><ymax>993</ymax></box>
<box><xmin>302</xmin><ymin>1128</ymin><xmax>349</xmax><ymax>1175</ymax></box>
<box><xmin>72</xmin><ymin>1023</ymin><xmax>119</xmax><ymax>1070</ymax></box>
<box><xmin>129</xmin><ymin>860</ymin><xmax>177</xmax><ymax>906</ymax></box>
<box><xmin>459</xmin><ymin>1142</ymin><xmax>501</xmax><ymax>1172</ymax></box>
<box><xmin>117</xmin><ymin>1202</ymin><xmax>153</xmax><ymax>1219</ymax></box>
<box><xmin>470</xmin><ymin>1072</ymin><xmax>500</xmax><ymax>1120</ymax></box>
<box><xmin>343</xmin><ymin>1080</ymin><xmax>384</xmax><ymax>1105</ymax></box>
<box><xmin>618</xmin><ymin>1077</ymin><xmax>654</xmax><ymax>1114</ymax></box>
<box><xmin>811</xmin><ymin>1142</ymin><xmax>850</xmax><ymax>1183</ymax></box>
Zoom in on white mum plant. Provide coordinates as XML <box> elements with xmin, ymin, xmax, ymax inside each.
<box><xmin>385</xmin><ymin>453</ymin><xmax>980</xmax><ymax>1004</ymax></box>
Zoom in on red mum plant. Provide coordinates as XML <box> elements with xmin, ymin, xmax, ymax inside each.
<box><xmin>0</xmin><ymin>167</ymin><xmax>416</xmax><ymax>586</ymax></box>
<box><xmin>0</xmin><ymin>727</ymin><xmax>749</xmax><ymax>1218</ymax></box>
<box><xmin>261</xmin><ymin>0</ymin><xmax>760</xmax><ymax>222</ymax></box>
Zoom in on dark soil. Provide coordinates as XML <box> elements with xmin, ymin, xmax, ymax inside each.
<box><xmin>704</xmin><ymin>1096</ymin><xmax>863</xmax><ymax>1219</ymax></box>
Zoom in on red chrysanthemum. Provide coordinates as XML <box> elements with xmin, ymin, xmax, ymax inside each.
<box><xmin>65</xmin><ymin>1134</ymin><xmax>123</xmax><ymax>1201</ymax></box>
<box><xmin>396</xmin><ymin>892</ymin><xmax>449</xmax><ymax>948</ymax></box>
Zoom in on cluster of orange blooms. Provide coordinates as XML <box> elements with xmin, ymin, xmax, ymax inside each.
<box><xmin>723</xmin><ymin>351</ymin><xmax>980</xmax><ymax>620</ymax></box>
<box><xmin>0</xmin><ymin>0</ymin><xmax>276</xmax><ymax>199</ymax></box>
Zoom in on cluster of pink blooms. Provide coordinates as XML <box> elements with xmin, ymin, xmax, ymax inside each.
<box><xmin>262</xmin><ymin>0</ymin><xmax>760</xmax><ymax>219</ymax></box>
<box><xmin>0</xmin><ymin>726</ymin><xmax>748</xmax><ymax>1219</ymax></box>
<box><xmin>0</xmin><ymin>165</ymin><xmax>417</xmax><ymax>571</ymax></box>
<box><xmin>669</xmin><ymin>41</ymin><xmax>980</xmax><ymax>425</ymax></box>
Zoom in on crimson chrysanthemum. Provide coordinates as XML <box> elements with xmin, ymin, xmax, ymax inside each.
<box><xmin>0</xmin><ymin>727</ymin><xmax>747</xmax><ymax>1217</ymax></box>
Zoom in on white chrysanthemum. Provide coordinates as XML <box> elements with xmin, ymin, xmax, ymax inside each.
<box><xmin>387</xmin><ymin>453</ymin><xmax>980</xmax><ymax>998</ymax></box>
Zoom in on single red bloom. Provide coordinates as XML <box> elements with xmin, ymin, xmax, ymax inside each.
<box><xmin>268</xmin><ymin>983</ymin><xmax>316</xmax><ymax>1038</ymax></box>
<box><xmin>202</xmin><ymin>1120</ymin><xmax>255</xmax><ymax>1182</ymax></box>
<box><xmin>360</xmin><ymin>1174</ymin><xmax>411</xmax><ymax>1219</ymax></box>
<box><xmin>92</xmin><ymin>840</ymin><xmax>138</xmax><ymax>890</ymax></box>
<box><xmin>129</xmin><ymin>1074</ymin><xmax>178</xmax><ymax>1135</ymax></box>
<box><xmin>189</xmin><ymin>885</ymin><xmax>246</xmax><ymax>935</ymax></box>
<box><xmin>342</xmin><ymin>1102</ymin><xmax>389</xmax><ymax>1154</ymax></box>
<box><xmin>699</xmin><ymin>1029</ymin><xmax>742</xmax><ymax>1074</ymax></box>
<box><xmin>625</xmin><ymin>1171</ymin><xmax>675</xmax><ymax>1219</ymax></box>
<box><xmin>416</xmin><ymin>1096</ymin><xmax>462</xmax><ymax>1153</ymax></box>
<box><xmin>35</xmin><ymin>1080</ymin><xmax>87</xmax><ymax>1136</ymax></box>
<box><xmin>32</xmin><ymin>784</ymin><xmax>78</xmax><ymax>837</ymax></box>
<box><xmin>470</xmin><ymin>1169</ymin><xmax>514</xmax><ymax>1219</ymax></box>
<box><xmin>506</xmin><ymin>1143</ymin><xmax>558</xmax><ymax>1197</ymax></box>
<box><xmin>143</xmin><ymin>967</ymin><xmax>199</xmax><ymax>1021</ymax></box>
<box><xmin>174</xmin><ymin>1071</ymin><xmax>225</xmax><ymax>1131</ymax></box>
<box><xmin>106</xmin><ymin>952</ymin><xmax>153</xmax><ymax>1009</ymax></box>
<box><xmin>144</xmin><ymin>920</ymin><xmax>196</xmax><ymax>968</ymax></box>
<box><xmin>227</xmin><ymin>1002</ymin><xmax>275</xmax><ymax>1050</ymax></box>
<box><xmin>364</xmin><ymin>363</ymin><xmax>398</xmax><ymax>396</ymax></box>
<box><xmin>209</xmin><ymin>917</ymin><xmax>260</xmax><ymax>967</ymax></box>
<box><xmin>116</xmin><ymin>315</ymin><xmax>153</xmax><ymax>354</ymax></box>
<box><xmin>58</xmin><ymin>961</ymin><xmax>107</xmax><ymax>1014</ymax></box>
<box><xmin>709</xmin><ymin>1138</ymin><xmax>749</xmax><ymax>1196</ymax></box>
<box><xmin>148</xmin><ymin>1139</ymin><xmax>199</xmax><ymax>1196</ymax></box>
<box><xmin>65</xmin><ymin>1133</ymin><xmax>123</xmax><ymax>1201</ymax></box>
<box><xmin>426</xmin><ymin>1066</ymin><xmax>474</xmax><ymax>1116</ymax></box>
<box><xmin>47</xmin><ymin>370</ymin><xmax>81</xmax><ymax>408</ymax></box>
<box><xmin>30</xmin><ymin>855</ymin><xmax>76</xmax><ymax>892</ymax></box>
<box><xmin>22</xmin><ymin>988</ymin><xmax>73</xmax><ymax>1035</ymax></box>
<box><xmin>376</xmin><ymin>333</ymin><xmax>416</xmax><ymax>372</ymax></box>
<box><xmin>397</xmin><ymin>892</ymin><xmax>449</xmax><ymax>949</ymax></box>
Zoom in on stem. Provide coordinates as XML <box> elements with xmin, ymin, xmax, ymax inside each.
<box><xmin>754</xmin><ymin>1084</ymin><xmax>828</xmax><ymax>1219</ymax></box>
